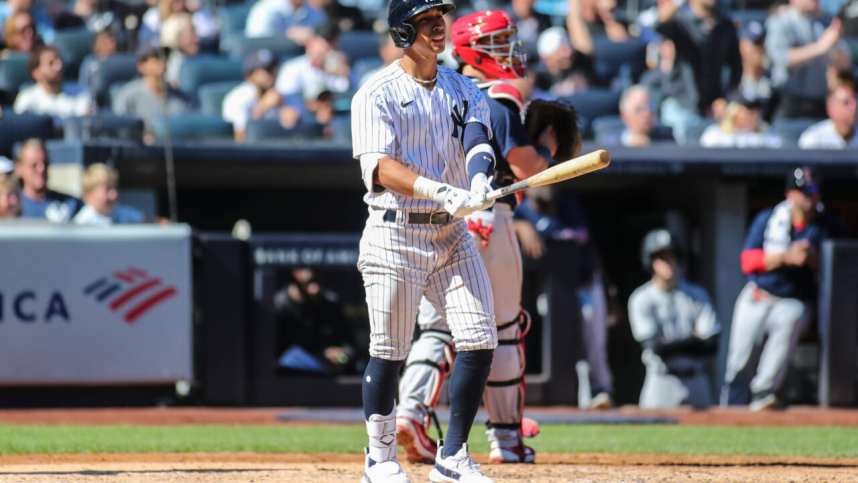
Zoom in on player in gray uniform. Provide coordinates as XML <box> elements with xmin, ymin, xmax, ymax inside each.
<box><xmin>352</xmin><ymin>1</ymin><xmax>499</xmax><ymax>482</ymax></box>
<box><xmin>628</xmin><ymin>229</ymin><xmax>720</xmax><ymax>409</ymax></box>
<box><xmin>394</xmin><ymin>10</ymin><xmax>562</xmax><ymax>466</ymax></box>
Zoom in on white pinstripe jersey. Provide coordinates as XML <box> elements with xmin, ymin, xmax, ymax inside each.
<box><xmin>351</xmin><ymin>60</ymin><xmax>492</xmax><ymax>211</ymax></box>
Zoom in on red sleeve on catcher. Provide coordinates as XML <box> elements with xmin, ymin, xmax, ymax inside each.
<box><xmin>740</xmin><ymin>248</ymin><xmax>766</xmax><ymax>274</ymax></box>
<box><xmin>487</xmin><ymin>81</ymin><xmax>524</xmax><ymax>113</ymax></box>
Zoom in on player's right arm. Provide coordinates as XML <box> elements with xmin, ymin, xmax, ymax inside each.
<box><xmin>351</xmin><ymin>88</ymin><xmax>475</xmax><ymax>216</ymax></box>
<box><xmin>374</xmin><ymin>156</ymin><xmax>418</xmax><ymax>196</ymax></box>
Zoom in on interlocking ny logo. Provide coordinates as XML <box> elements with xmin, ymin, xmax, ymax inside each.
<box><xmin>84</xmin><ymin>267</ymin><xmax>178</xmax><ymax>324</ymax></box>
<box><xmin>451</xmin><ymin>100</ymin><xmax>469</xmax><ymax>144</ymax></box>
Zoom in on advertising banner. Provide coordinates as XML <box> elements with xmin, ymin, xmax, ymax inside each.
<box><xmin>0</xmin><ymin>224</ymin><xmax>192</xmax><ymax>385</ymax></box>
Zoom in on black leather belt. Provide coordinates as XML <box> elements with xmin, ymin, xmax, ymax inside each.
<box><xmin>382</xmin><ymin>209</ymin><xmax>452</xmax><ymax>225</ymax></box>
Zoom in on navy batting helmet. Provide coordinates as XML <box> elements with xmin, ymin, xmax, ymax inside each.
<box><xmin>388</xmin><ymin>0</ymin><xmax>455</xmax><ymax>49</ymax></box>
<box><xmin>641</xmin><ymin>229</ymin><xmax>676</xmax><ymax>271</ymax></box>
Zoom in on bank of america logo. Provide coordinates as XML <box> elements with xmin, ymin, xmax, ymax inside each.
<box><xmin>84</xmin><ymin>267</ymin><xmax>178</xmax><ymax>324</ymax></box>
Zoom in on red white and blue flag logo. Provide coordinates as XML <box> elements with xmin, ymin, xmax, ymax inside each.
<box><xmin>83</xmin><ymin>267</ymin><xmax>178</xmax><ymax>324</ymax></box>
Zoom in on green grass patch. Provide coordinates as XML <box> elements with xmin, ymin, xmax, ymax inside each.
<box><xmin>0</xmin><ymin>424</ymin><xmax>856</xmax><ymax>458</ymax></box>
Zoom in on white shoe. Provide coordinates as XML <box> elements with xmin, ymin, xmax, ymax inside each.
<box><xmin>361</xmin><ymin>448</ymin><xmax>411</xmax><ymax>483</ymax></box>
<box><xmin>589</xmin><ymin>392</ymin><xmax>614</xmax><ymax>410</ymax></box>
<box><xmin>429</xmin><ymin>442</ymin><xmax>494</xmax><ymax>483</ymax></box>
<box><xmin>750</xmin><ymin>393</ymin><xmax>777</xmax><ymax>412</ymax></box>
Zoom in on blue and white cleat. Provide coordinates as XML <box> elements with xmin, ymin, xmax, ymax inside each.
<box><xmin>429</xmin><ymin>442</ymin><xmax>494</xmax><ymax>483</ymax></box>
<box><xmin>361</xmin><ymin>448</ymin><xmax>411</xmax><ymax>483</ymax></box>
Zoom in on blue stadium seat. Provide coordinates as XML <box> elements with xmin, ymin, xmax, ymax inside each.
<box><xmin>561</xmin><ymin>89</ymin><xmax>620</xmax><ymax>139</ymax></box>
<box><xmin>329</xmin><ymin>114</ymin><xmax>351</xmax><ymax>143</ymax></box>
<box><xmin>0</xmin><ymin>54</ymin><xmax>31</xmax><ymax>105</ymax></box>
<box><xmin>772</xmin><ymin>117</ymin><xmax>822</xmax><ymax>145</ymax></box>
<box><xmin>680</xmin><ymin>120</ymin><xmax>715</xmax><ymax>146</ymax></box>
<box><xmin>245</xmin><ymin>118</ymin><xmax>325</xmax><ymax>142</ymax></box>
<box><xmin>220</xmin><ymin>35</ymin><xmax>303</xmax><ymax>61</ymax></box>
<box><xmin>592</xmin><ymin>37</ymin><xmax>647</xmax><ymax>87</ymax></box>
<box><xmin>178</xmin><ymin>56</ymin><xmax>244</xmax><ymax>102</ymax></box>
<box><xmin>592</xmin><ymin>115</ymin><xmax>625</xmax><ymax>144</ymax></box>
<box><xmin>199</xmin><ymin>81</ymin><xmax>242</xmax><ymax>115</ymax></box>
<box><xmin>62</xmin><ymin>113</ymin><xmax>145</xmax><ymax>143</ymax></box>
<box><xmin>352</xmin><ymin>57</ymin><xmax>383</xmax><ymax>84</ymax></box>
<box><xmin>51</xmin><ymin>28</ymin><xmax>95</xmax><ymax>80</ymax></box>
<box><xmin>88</xmin><ymin>54</ymin><xmax>138</xmax><ymax>108</ymax></box>
<box><xmin>151</xmin><ymin>113</ymin><xmax>234</xmax><ymax>141</ymax></box>
<box><xmin>593</xmin><ymin>115</ymin><xmax>675</xmax><ymax>145</ymax></box>
<box><xmin>0</xmin><ymin>113</ymin><xmax>55</xmax><ymax>156</ymax></box>
<box><xmin>219</xmin><ymin>2</ymin><xmax>252</xmax><ymax>39</ymax></box>
<box><xmin>338</xmin><ymin>30</ymin><xmax>380</xmax><ymax>65</ymax></box>
<box><xmin>108</xmin><ymin>81</ymin><xmax>128</xmax><ymax>108</ymax></box>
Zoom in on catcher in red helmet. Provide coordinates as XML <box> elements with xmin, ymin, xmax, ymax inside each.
<box><xmin>395</xmin><ymin>9</ymin><xmax>581</xmax><ymax>466</ymax></box>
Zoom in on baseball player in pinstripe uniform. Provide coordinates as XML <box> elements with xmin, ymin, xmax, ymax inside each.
<box><xmin>351</xmin><ymin>1</ymin><xmax>500</xmax><ymax>482</ymax></box>
<box><xmin>394</xmin><ymin>10</ymin><xmax>559</xmax><ymax>466</ymax></box>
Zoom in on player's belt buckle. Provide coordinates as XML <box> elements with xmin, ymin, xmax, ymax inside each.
<box><xmin>428</xmin><ymin>212</ymin><xmax>451</xmax><ymax>225</ymax></box>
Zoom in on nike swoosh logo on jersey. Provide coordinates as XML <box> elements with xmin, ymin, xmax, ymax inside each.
<box><xmin>400</xmin><ymin>99</ymin><xmax>414</xmax><ymax>107</ymax></box>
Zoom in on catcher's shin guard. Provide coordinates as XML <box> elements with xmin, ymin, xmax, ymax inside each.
<box><xmin>484</xmin><ymin>310</ymin><xmax>530</xmax><ymax>442</ymax></box>
<box><xmin>396</xmin><ymin>329</ymin><xmax>453</xmax><ymax>463</ymax></box>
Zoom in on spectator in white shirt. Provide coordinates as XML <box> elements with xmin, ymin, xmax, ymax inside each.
<box><xmin>222</xmin><ymin>49</ymin><xmax>297</xmax><ymax>142</ymax></box>
<box><xmin>275</xmin><ymin>22</ymin><xmax>349</xmax><ymax>101</ymax></box>
<box><xmin>700</xmin><ymin>93</ymin><xmax>782</xmax><ymax>148</ymax></box>
<box><xmin>798</xmin><ymin>80</ymin><xmax>857</xmax><ymax>149</ymax></box>
<box><xmin>245</xmin><ymin>0</ymin><xmax>326</xmax><ymax>44</ymax></box>
<box><xmin>14</xmin><ymin>45</ymin><xmax>93</xmax><ymax>118</ymax></box>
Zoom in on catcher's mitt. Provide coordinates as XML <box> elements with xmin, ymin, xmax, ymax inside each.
<box><xmin>524</xmin><ymin>99</ymin><xmax>581</xmax><ymax>162</ymax></box>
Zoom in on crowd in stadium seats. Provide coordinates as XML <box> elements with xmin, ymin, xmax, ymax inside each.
<box><xmin>0</xmin><ymin>0</ymin><xmax>851</xmax><ymax>150</ymax></box>
<box><xmin>0</xmin><ymin>137</ymin><xmax>142</xmax><ymax>223</ymax></box>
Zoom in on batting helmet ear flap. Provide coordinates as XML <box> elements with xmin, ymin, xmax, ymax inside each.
<box><xmin>390</xmin><ymin>22</ymin><xmax>416</xmax><ymax>48</ymax></box>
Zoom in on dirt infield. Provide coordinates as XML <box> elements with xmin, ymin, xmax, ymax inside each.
<box><xmin>1</xmin><ymin>453</ymin><xmax>857</xmax><ymax>482</ymax></box>
<box><xmin>2</xmin><ymin>407</ymin><xmax>858</xmax><ymax>481</ymax></box>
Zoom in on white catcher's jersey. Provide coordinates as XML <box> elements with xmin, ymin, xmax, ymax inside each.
<box><xmin>351</xmin><ymin>60</ymin><xmax>492</xmax><ymax>210</ymax></box>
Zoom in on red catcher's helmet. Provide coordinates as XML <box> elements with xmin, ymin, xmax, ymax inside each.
<box><xmin>451</xmin><ymin>10</ymin><xmax>526</xmax><ymax>80</ymax></box>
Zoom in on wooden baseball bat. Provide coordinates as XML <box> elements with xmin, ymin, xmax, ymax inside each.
<box><xmin>486</xmin><ymin>149</ymin><xmax>611</xmax><ymax>201</ymax></box>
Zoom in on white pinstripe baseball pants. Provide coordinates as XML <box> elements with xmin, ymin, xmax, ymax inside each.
<box><xmin>358</xmin><ymin>207</ymin><xmax>497</xmax><ymax>361</ymax></box>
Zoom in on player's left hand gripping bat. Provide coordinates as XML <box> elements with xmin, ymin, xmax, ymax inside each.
<box><xmin>486</xmin><ymin>149</ymin><xmax>611</xmax><ymax>201</ymax></box>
